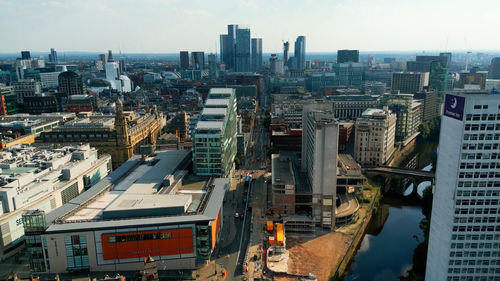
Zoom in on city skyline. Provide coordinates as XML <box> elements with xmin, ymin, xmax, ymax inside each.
<box><xmin>1</xmin><ymin>0</ymin><xmax>499</xmax><ymax>53</ymax></box>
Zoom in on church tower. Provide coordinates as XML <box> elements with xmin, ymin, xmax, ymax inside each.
<box><xmin>115</xmin><ymin>98</ymin><xmax>129</xmax><ymax>146</ymax></box>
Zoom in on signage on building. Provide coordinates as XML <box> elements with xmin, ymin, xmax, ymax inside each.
<box><xmin>444</xmin><ymin>94</ymin><xmax>465</xmax><ymax>121</ymax></box>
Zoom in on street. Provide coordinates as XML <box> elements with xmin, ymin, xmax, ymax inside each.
<box><xmin>210</xmin><ymin>92</ymin><xmax>269</xmax><ymax>280</ymax></box>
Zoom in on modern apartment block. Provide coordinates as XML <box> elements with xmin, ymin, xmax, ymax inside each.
<box><xmin>354</xmin><ymin>108</ymin><xmax>396</xmax><ymax>166</ymax></box>
<box><xmin>0</xmin><ymin>144</ymin><xmax>111</xmax><ymax>260</ymax></box>
<box><xmin>301</xmin><ymin>103</ymin><xmax>339</xmax><ymax>230</ymax></box>
<box><xmin>391</xmin><ymin>72</ymin><xmax>429</xmax><ymax>93</ymax></box>
<box><xmin>193</xmin><ymin>88</ymin><xmax>237</xmax><ymax>177</ymax></box>
<box><xmin>426</xmin><ymin>91</ymin><xmax>500</xmax><ymax>280</ymax></box>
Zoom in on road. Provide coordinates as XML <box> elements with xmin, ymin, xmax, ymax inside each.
<box><xmin>210</xmin><ymin>91</ymin><xmax>269</xmax><ymax>280</ymax></box>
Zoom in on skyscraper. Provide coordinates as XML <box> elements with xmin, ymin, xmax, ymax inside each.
<box><xmin>21</xmin><ymin>51</ymin><xmax>31</xmax><ymax>60</ymax></box>
<box><xmin>407</xmin><ymin>55</ymin><xmax>449</xmax><ymax>91</ymax></box>
<box><xmin>301</xmin><ymin>102</ymin><xmax>339</xmax><ymax>230</ymax></box>
<box><xmin>294</xmin><ymin>36</ymin><xmax>306</xmax><ymax>69</ymax></box>
<box><xmin>251</xmin><ymin>38</ymin><xmax>262</xmax><ymax>72</ymax></box>
<box><xmin>426</xmin><ymin>90</ymin><xmax>500</xmax><ymax>280</ymax></box>
<box><xmin>49</xmin><ymin>48</ymin><xmax>58</xmax><ymax>63</ymax></box>
<box><xmin>337</xmin><ymin>49</ymin><xmax>359</xmax><ymax>63</ymax></box>
<box><xmin>283</xmin><ymin>41</ymin><xmax>290</xmax><ymax>66</ymax></box>
<box><xmin>180</xmin><ymin>51</ymin><xmax>190</xmax><ymax>69</ymax></box>
<box><xmin>219</xmin><ymin>25</ymin><xmax>252</xmax><ymax>72</ymax></box>
<box><xmin>208</xmin><ymin>54</ymin><xmax>217</xmax><ymax>79</ymax></box>
<box><xmin>488</xmin><ymin>57</ymin><xmax>500</xmax><ymax>79</ymax></box>
<box><xmin>220</xmin><ymin>24</ymin><xmax>237</xmax><ymax>70</ymax></box>
<box><xmin>191</xmin><ymin>52</ymin><xmax>205</xmax><ymax>70</ymax></box>
<box><xmin>235</xmin><ymin>26</ymin><xmax>251</xmax><ymax>72</ymax></box>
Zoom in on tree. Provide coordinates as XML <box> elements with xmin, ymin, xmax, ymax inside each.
<box><xmin>234</xmin><ymin>157</ymin><xmax>241</xmax><ymax>166</ymax></box>
<box><xmin>418</xmin><ymin>123</ymin><xmax>430</xmax><ymax>139</ymax></box>
<box><xmin>262</xmin><ymin>116</ymin><xmax>271</xmax><ymax>130</ymax></box>
<box><xmin>266</xmin><ymin>147</ymin><xmax>278</xmax><ymax>158</ymax></box>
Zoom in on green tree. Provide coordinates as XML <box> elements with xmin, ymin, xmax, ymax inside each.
<box><xmin>262</xmin><ymin>116</ymin><xmax>271</xmax><ymax>130</ymax></box>
<box><xmin>418</xmin><ymin>123</ymin><xmax>430</xmax><ymax>139</ymax></box>
<box><xmin>234</xmin><ymin>157</ymin><xmax>241</xmax><ymax>166</ymax></box>
<box><xmin>266</xmin><ymin>147</ymin><xmax>278</xmax><ymax>158</ymax></box>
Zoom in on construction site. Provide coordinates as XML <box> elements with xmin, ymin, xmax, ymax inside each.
<box><xmin>241</xmin><ymin>152</ymin><xmax>381</xmax><ymax>281</ymax></box>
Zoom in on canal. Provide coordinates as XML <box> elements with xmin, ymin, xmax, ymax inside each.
<box><xmin>343</xmin><ymin>142</ymin><xmax>437</xmax><ymax>281</ymax></box>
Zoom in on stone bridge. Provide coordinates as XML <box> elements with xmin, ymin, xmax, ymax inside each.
<box><xmin>362</xmin><ymin>166</ymin><xmax>435</xmax><ymax>197</ymax></box>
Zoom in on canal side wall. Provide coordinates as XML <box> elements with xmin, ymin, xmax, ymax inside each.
<box><xmin>329</xmin><ymin>187</ymin><xmax>381</xmax><ymax>281</ymax></box>
<box><xmin>388</xmin><ymin>138</ymin><xmax>417</xmax><ymax>167</ymax></box>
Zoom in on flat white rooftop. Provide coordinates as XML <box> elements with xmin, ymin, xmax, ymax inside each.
<box><xmin>196</xmin><ymin>121</ymin><xmax>224</xmax><ymax>131</ymax></box>
<box><xmin>205</xmin><ymin>99</ymin><xmax>230</xmax><ymax>107</ymax></box>
<box><xmin>202</xmin><ymin>107</ymin><xmax>228</xmax><ymax>116</ymax></box>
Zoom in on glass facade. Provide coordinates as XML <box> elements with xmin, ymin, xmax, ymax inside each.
<box><xmin>64</xmin><ymin>235</ymin><xmax>89</xmax><ymax>271</ymax></box>
<box><xmin>193</xmin><ymin>89</ymin><xmax>237</xmax><ymax>177</ymax></box>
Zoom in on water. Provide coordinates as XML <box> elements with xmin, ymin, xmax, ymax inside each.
<box><xmin>402</xmin><ymin>163</ymin><xmax>433</xmax><ymax>197</ymax></box>
<box><xmin>343</xmin><ymin>142</ymin><xmax>436</xmax><ymax>281</ymax></box>
<box><xmin>343</xmin><ymin>204</ymin><xmax>425</xmax><ymax>281</ymax></box>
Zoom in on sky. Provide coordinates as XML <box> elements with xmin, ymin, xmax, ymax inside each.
<box><xmin>1</xmin><ymin>0</ymin><xmax>499</xmax><ymax>54</ymax></box>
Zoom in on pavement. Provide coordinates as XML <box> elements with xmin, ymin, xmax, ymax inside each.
<box><xmin>196</xmin><ymin>94</ymin><xmax>270</xmax><ymax>281</ymax></box>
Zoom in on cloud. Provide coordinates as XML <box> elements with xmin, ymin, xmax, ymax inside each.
<box><xmin>239</xmin><ymin>0</ymin><xmax>259</xmax><ymax>10</ymax></box>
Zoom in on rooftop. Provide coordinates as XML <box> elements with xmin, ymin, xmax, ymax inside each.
<box><xmin>196</xmin><ymin>120</ymin><xmax>224</xmax><ymax>131</ymax></box>
<box><xmin>271</xmin><ymin>153</ymin><xmax>295</xmax><ymax>186</ymax></box>
<box><xmin>45</xmin><ymin>150</ymin><xmax>229</xmax><ymax>233</ymax></box>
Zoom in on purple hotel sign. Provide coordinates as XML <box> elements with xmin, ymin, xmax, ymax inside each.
<box><xmin>444</xmin><ymin>94</ymin><xmax>465</xmax><ymax>121</ymax></box>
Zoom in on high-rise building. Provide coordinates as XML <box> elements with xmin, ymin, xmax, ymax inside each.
<box><xmin>269</xmin><ymin>54</ymin><xmax>284</xmax><ymax>75</ymax></box>
<box><xmin>99</xmin><ymin>53</ymin><xmax>106</xmax><ymax>69</ymax></box>
<box><xmin>105</xmin><ymin>50</ymin><xmax>131</xmax><ymax>92</ymax></box>
<box><xmin>21</xmin><ymin>51</ymin><xmax>31</xmax><ymax>60</ymax></box>
<box><xmin>354</xmin><ymin>108</ymin><xmax>396</xmax><ymax>166</ymax></box>
<box><xmin>251</xmin><ymin>38</ymin><xmax>262</xmax><ymax>72</ymax></box>
<box><xmin>58</xmin><ymin>71</ymin><xmax>86</xmax><ymax>95</ymax></box>
<box><xmin>337</xmin><ymin>49</ymin><xmax>359</xmax><ymax>63</ymax></box>
<box><xmin>439</xmin><ymin>52</ymin><xmax>452</xmax><ymax>66</ymax></box>
<box><xmin>220</xmin><ymin>24</ymin><xmax>251</xmax><ymax>72</ymax></box>
<box><xmin>294</xmin><ymin>36</ymin><xmax>306</xmax><ymax>69</ymax></box>
<box><xmin>283</xmin><ymin>41</ymin><xmax>290</xmax><ymax>66</ymax></box>
<box><xmin>193</xmin><ymin>88</ymin><xmax>237</xmax><ymax>177</ymax></box>
<box><xmin>407</xmin><ymin>55</ymin><xmax>449</xmax><ymax>91</ymax></box>
<box><xmin>488</xmin><ymin>57</ymin><xmax>500</xmax><ymax>79</ymax></box>
<box><xmin>391</xmin><ymin>72</ymin><xmax>429</xmax><ymax>93</ymax></box>
<box><xmin>301</xmin><ymin>102</ymin><xmax>338</xmax><ymax>230</ymax></box>
<box><xmin>426</xmin><ymin>90</ymin><xmax>500</xmax><ymax>280</ymax></box>
<box><xmin>331</xmin><ymin>62</ymin><xmax>363</xmax><ymax>88</ymax></box>
<box><xmin>48</xmin><ymin>48</ymin><xmax>58</xmax><ymax>62</ymax></box>
<box><xmin>208</xmin><ymin>54</ymin><xmax>217</xmax><ymax>79</ymax></box>
<box><xmin>220</xmin><ymin>24</ymin><xmax>237</xmax><ymax>70</ymax></box>
<box><xmin>191</xmin><ymin>51</ymin><xmax>205</xmax><ymax>70</ymax></box>
<box><xmin>235</xmin><ymin>27</ymin><xmax>251</xmax><ymax>72</ymax></box>
<box><xmin>180</xmin><ymin>51</ymin><xmax>190</xmax><ymax>69</ymax></box>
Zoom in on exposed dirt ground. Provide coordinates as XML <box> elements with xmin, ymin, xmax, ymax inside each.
<box><xmin>284</xmin><ymin>232</ymin><xmax>351</xmax><ymax>281</ymax></box>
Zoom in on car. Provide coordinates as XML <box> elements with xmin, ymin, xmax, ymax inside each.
<box><xmin>234</xmin><ymin>212</ymin><xmax>239</xmax><ymax>218</ymax></box>
<box><xmin>239</xmin><ymin>214</ymin><xmax>244</xmax><ymax>220</ymax></box>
